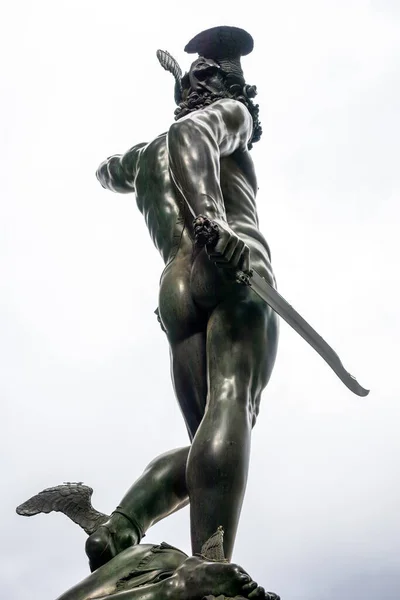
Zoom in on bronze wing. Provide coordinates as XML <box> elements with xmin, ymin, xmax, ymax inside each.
<box><xmin>156</xmin><ymin>49</ymin><xmax>183</xmax><ymax>104</ymax></box>
<box><xmin>16</xmin><ymin>482</ymin><xmax>109</xmax><ymax>535</ymax></box>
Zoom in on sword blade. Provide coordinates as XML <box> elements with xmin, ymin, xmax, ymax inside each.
<box><xmin>237</xmin><ymin>269</ymin><xmax>369</xmax><ymax>397</ymax></box>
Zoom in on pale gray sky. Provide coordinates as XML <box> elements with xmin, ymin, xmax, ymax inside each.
<box><xmin>1</xmin><ymin>1</ymin><xmax>400</xmax><ymax>599</ymax></box>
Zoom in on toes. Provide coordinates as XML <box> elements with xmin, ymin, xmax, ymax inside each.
<box><xmin>247</xmin><ymin>587</ymin><xmax>280</xmax><ymax>600</ymax></box>
<box><xmin>248</xmin><ymin>586</ymin><xmax>265</xmax><ymax>599</ymax></box>
<box><xmin>242</xmin><ymin>581</ymin><xmax>258</xmax><ymax>592</ymax></box>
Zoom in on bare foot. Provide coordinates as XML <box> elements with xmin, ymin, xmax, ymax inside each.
<box><xmin>241</xmin><ymin>579</ymin><xmax>281</xmax><ymax>600</ymax></box>
<box><xmin>85</xmin><ymin>513</ymin><xmax>139</xmax><ymax>571</ymax></box>
<box><xmin>168</xmin><ymin>556</ymin><xmax>277</xmax><ymax>600</ymax></box>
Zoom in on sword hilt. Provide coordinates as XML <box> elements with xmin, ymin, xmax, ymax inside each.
<box><xmin>236</xmin><ymin>268</ymin><xmax>253</xmax><ymax>286</ymax></box>
<box><xmin>193</xmin><ymin>215</ymin><xmax>219</xmax><ymax>248</ymax></box>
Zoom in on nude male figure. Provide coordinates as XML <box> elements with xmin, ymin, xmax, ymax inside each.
<box><xmin>86</xmin><ymin>27</ymin><xmax>279</xmax><ymax>577</ymax></box>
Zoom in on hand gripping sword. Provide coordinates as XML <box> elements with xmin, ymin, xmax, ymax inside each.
<box><xmin>235</xmin><ymin>268</ymin><xmax>369</xmax><ymax>397</ymax></box>
<box><xmin>193</xmin><ymin>216</ymin><xmax>369</xmax><ymax>397</ymax></box>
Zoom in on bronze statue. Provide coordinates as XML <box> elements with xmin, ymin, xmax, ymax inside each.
<box><xmin>17</xmin><ymin>482</ymin><xmax>277</xmax><ymax>599</ymax></box>
<box><xmin>17</xmin><ymin>25</ymin><xmax>368</xmax><ymax>599</ymax></box>
<box><xmin>92</xmin><ymin>25</ymin><xmax>279</xmax><ymax>568</ymax></box>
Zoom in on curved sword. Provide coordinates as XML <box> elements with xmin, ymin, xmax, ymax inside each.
<box><xmin>236</xmin><ymin>268</ymin><xmax>369</xmax><ymax>397</ymax></box>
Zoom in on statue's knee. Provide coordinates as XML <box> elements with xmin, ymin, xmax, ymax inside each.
<box><xmin>85</xmin><ymin>528</ymin><xmax>112</xmax><ymax>563</ymax></box>
<box><xmin>216</xmin><ymin>380</ymin><xmax>252</xmax><ymax>411</ymax></box>
<box><xmin>115</xmin><ymin>527</ymin><xmax>139</xmax><ymax>550</ymax></box>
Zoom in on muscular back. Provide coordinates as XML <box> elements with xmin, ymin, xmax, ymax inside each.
<box><xmin>97</xmin><ymin>134</ymin><xmax>186</xmax><ymax>265</ymax></box>
<box><xmin>97</xmin><ymin>102</ymin><xmax>273</xmax><ymax>282</ymax></box>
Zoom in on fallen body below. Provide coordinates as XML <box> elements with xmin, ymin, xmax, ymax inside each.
<box><xmin>55</xmin><ymin>539</ymin><xmax>280</xmax><ymax>600</ymax></box>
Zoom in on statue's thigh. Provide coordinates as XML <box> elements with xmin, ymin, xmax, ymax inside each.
<box><xmin>207</xmin><ymin>289</ymin><xmax>279</xmax><ymax>406</ymax></box>
<box><xmin>158</xmin><ymin>260</ymin><xmax>208</xmax><ymax>439</ymax></box>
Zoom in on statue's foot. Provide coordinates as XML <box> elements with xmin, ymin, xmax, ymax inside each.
<box><xmin>238</xmin><ymin>582</ymin><xmax>281</xmax><ymax>600</ymax></box>
<box><xmin>170</xmin><ymin>555</ymin><xmax>279</xmax><ymax>600</ymax></box>
<box><xmin>85</xmin><ymin>514</ymin><xmax>139</xmax><ymax>571</ymax></box>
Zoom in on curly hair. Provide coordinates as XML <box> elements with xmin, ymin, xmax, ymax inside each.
<box><xmin>174</xmin><ymin>74</ymin><xmax>262</xmax><ymax>150</ymax></box>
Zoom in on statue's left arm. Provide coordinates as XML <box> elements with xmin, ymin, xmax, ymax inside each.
<box><xmin>96</xmin><ymin>142</ymin><xmax>146</xmax><ymax>194</ymax></box>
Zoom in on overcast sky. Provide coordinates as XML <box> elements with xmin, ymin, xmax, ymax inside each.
<box><xmin>1</xmin><ymin>1</ymin><xmax>400</xmax><ymax>599</ymax></box>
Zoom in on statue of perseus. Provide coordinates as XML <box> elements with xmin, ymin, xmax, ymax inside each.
<box><xmin>17</xmin><ymin>25</ymin><xmax>368</xmax><ymax>600</ymax></box>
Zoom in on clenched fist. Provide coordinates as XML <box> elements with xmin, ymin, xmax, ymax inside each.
<box><xmin>193</xmin><ymin>215</ymin><xmax>250</xmax><ymax>272</ymax></box>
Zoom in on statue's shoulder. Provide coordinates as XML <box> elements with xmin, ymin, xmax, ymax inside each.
<box><xmin>194</xmin><ymin>99</ymin><xmax>253</xmax><ymax>141</ymax></box>
<box><xmin>139</xmin><ymin>132</ymin><xmax>168</xmax><ymax>159</ymax></box>
<box><xmin>134</xmin><ymin>133</ymin><xmax>169</xmax><ymax>190</ymax></box>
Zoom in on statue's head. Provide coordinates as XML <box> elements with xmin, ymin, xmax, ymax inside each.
<box><xmin>156</xmin><ymin>26</ymin><xmax>262</xmax><ymax>148</ymax></box>
<box><xmin>185</xmin><ymin>56</ymin><xmax>224</xmax><ymax>97</ymax></box>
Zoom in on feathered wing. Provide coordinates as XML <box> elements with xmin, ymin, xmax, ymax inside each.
<box><xmin>200</xmin><ymin>526</ymin><xmax>227</xmax><ymax>562</ymax></box>
<box><xmin>156</xmin><ymin>49</ymin><xmax>182</xmax><ymax>80</ymax></box>
<box><xmin>16</xmin><ymin>483</ymin><xmax>109</xmax><ymax>535</ymax></box>
<box><xmin>156</xmin><ymin>49</ymin><xmax>183</xmax><ymax>104</ymax></box>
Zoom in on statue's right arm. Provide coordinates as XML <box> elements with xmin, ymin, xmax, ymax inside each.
<box><xmin>167</xmin><ymin>99</ymin><xmax>253</xmax><ymax>268</ymax></box>
<box><xmin>167</xmin><ymin>99</ymin><xmax>252</xmax><ymax>222</ymax></box>
<box><xmin>96</xmin><ymin>143</ymin><xmax>146</xmax><ymax>193</ymax></box>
